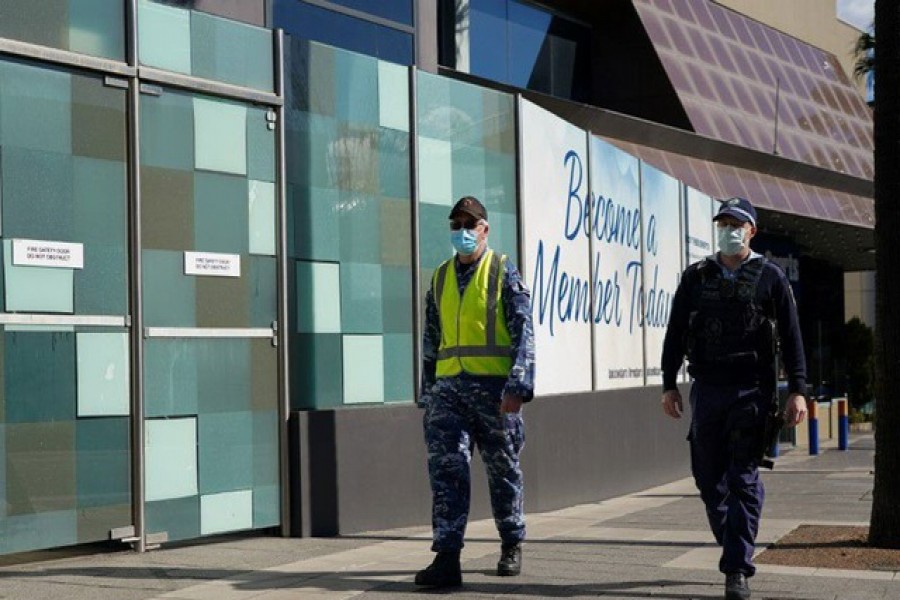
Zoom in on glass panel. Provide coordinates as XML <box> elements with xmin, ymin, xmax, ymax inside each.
<box><xmin>200</xmin><ymin>490</ymin><xmax>253</xmax><ymax>534</ymax></box>
<box><xmin>342</xmin><ymin>334</ymin><xmax>384</xmax><ymax>403</ymax></box>
<box><xmin>75</xmin><ymin>332</ymin><xmax>129</xmax><ymax>417</ymax></box>
<box><xmin>193</xmin><ymin>98</ymin><xmax>247</xmax><ymax>176</ymax></box>
<box><xmin>326</xmin><ymin>0</ymin><xmax>413</xmax><ymax>26</ymax></box>
<box><xmin>145</xmin><ymin>417</ymin><xmax>198</xmax><ymax>501</ymax></box>
<box><xmin>138</xmin><ymin>0</ymin><xmax>192</xmax><ymax>74</ymax></box>
<box><xmin>249</xmin><ymin>180</ymin><xmax>277</xmax><ymax>256</ymax></box>
<box><xmin>0</xmin><ymin>0</ymin><xmax>124</xmax><ymax>60</ymax></box>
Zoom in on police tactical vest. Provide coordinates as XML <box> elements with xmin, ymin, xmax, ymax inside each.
<box><xmin>434</xmin><ymin>250</ymin><xmax>513</xmax><ymax>378</ymax></box>
<box><xmin>685</xmin><ymin>256</ymin><xmax>771</xmax><ymax>378</ymax></box>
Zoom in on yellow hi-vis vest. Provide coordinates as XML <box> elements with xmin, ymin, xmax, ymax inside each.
<box><xmin>434</xmin><ymin>250</ymin><xmax>513</xmax><ymax>377</ymax></box>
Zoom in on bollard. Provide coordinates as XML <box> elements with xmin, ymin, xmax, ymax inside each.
<box><xmin>808</xmin><ymin>399</ymin><xmax>819</xmax><ymax>456</ymax></box>
<box><xmin>838</xmin><ymin>398</ymin><xmax>849</xmax><ymax>451</ymax></box>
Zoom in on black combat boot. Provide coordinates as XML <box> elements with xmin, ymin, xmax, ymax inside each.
<box><xmin>496</xmin><ymin>542</ymin><xmax>522</xmax><ymax>576</ymax></box>
<box><xmin>414</xmin><ymin>551</ymin><xmax>462</xmax><ymax>588</ymax></box>
<box><xmin>724</xmin><ymin>572</ymin><xmax>750</xmax><ymax>600</ymax></box>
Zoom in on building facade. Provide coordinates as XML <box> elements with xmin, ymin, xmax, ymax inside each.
<box><xmin>0</xmin><ymin>0</ymin><xmax>873</xmax><ymax>555</ymax></box>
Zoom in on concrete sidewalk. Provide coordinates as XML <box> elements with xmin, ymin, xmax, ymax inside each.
<box><xmin>0</xmin><ymin>434</ymin><xmax>889</xmax><ymax>600</ymax></box>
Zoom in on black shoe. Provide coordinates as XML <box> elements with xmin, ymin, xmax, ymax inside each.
<box><xmin>497</xmin><ymin>543</ymin><xmax>522</xmax><ymax>576</ymax></box>
<box><xmin>725</xmin><ymin>572</ymin><xmax>750</xmax><ymax>600</ymax></box>
<box><xmin>414</xmin><ymin>551</ymin><xmax>462</xmax><ymax>588</ymax></box>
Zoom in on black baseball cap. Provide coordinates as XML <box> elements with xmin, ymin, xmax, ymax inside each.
<box><xmin>449</xmin><ymin>196</ymin><xmax>487</xmax><ymax>222</ymax></box>
<box><xmin>713</xmin><ymin>197</ymin><xmax>757</xmax><ymax>227</ymax></box>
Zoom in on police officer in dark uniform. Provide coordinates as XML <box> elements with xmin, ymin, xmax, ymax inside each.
<box><xmin>661</xmin><ymin>197</ymin><xmax>807</xmax><ymax>600</ymax></box>
<box><xmin>415</xmin><ymin>196</ymin><xmax>535</xmax><ymax>589</ymax></box>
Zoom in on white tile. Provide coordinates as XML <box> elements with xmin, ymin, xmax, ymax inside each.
<box><xmin>342</xmin><ymin>335</ymin><xmax>384</xmax><ymax>404</ymax></box>
<box><xmin>76</xmin><ymin>332</ymin><xmax>130</xmax><ymax>417</ymax></box>
<box><xmin>378</xmin><ymin>61</ymin><xmax>409</xmax><ymax>132</ymax></box>
<box><xmin>248</xmin><ymin>180</ymin><xmax>276</xmax><ymax>256</ymax></box>
<box><xmin>296</xmin><ymin>262</ymin><xmax>341</xmax><ymax>333</ymax></box>
<box><xmin>146</xmin><ymin>418</ymin><xmax>198</xmax><ymax>501</ymax></box>
<box><xmin>417</xmin><ymin>137</ymin><xmax>452</xmax><ymax>205</ymax></box>
<box><xmin>200</xmin><ymin>490</ymin><xmax>253</xmax><ymax>535</ymax></box>
<box><xmin>194</xmin><ymin>98</ymin><xmax>247</xmax><ymax>175</ymax></box>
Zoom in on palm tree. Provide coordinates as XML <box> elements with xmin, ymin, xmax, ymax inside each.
<box><xmin>852</xmin><ymin>27</ymin><xmax>875</xmax><ymax>81</ymax></box>
<box><xmin>868</xmin><ymin>0</ymin><xmax>900</xmax><ymax>549</ymax></box>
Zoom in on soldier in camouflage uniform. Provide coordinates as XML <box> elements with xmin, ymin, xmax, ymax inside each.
<box><xmin>415</xmin><ymin>196</ymin><xmax>535</xmax><ymax>589</ymax></box>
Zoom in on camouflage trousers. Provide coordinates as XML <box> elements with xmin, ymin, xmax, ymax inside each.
<box><xmin>423</xmin><ymin>376</ymin><xmax>525</xmax><ymax>552</ymax></box>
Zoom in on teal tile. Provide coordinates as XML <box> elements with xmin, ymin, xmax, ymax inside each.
<box><xmin>76</xmin><ymin>332</ymin><xmax>129</xmax><ymax>417</ymax></box>
<box><xmin>1</xmin><ymin>147</ymin><xmax>74</xmax><ymax>240</ymax></box>
<box><xmin>377</xmin><ymin>60</ymin><xmax>409</xmax><ymax>132</ymax></box>
<box><xmin>247</xmin><ymin>107</ymin><xmax>276</xmax><ymax>182</ymax></box>
<box><xmin>289</xmin><ymin>185</ymin><xmax>339</xmax><ymax>261</ymax></box>
<box><xmin>3</xmin><ymin>239</ymin><xmax>75</xmax><ymax>314</ymax></box>
<box><xmin>482</xmin><ymin>150</ymin><xmax>516</xmax><ymax>212</ymax></box>
<box><xmin>145</xmin><ymin>417</ymin><xmax>198</xmax><ymax>501</ymax></box>
<box><xmin>415</xmin><ymin>71</ymin><xmax>453</xmax><ymax>141</ymax></box>
<box><xmin>252</xmin><ymin>485</ymin><xmax>279</xmax><ymax>529</ymax></box>
<box><xmin>286</xmin><ymin>40</ymin><xmax>336</xmax><ymax>117</ymax></box>
<box><xmin>290</xmin><ymin>333</ymin><xmax>342</xmax><ymax>410</ymax></box>
<box><xmin>252</xmin><ymin>411</ymin><xmax>278</xmax><ymax>487</ymax></box>
<box><xmin>335</xmin><ymin>50</ymin><xmax>378</xmax><ymax>126</ymax></box>
<box><xmin>146</xmin><ymin>496</ymin><xmax>200</xmax><ymax>542</ymax></box>
<box><xmin>194</xmin><ymin>172</ymin><xmax>248</xmax><ymax>254</ymax></box>
<box><xmin>194</xmin><ymin>97</ymin><xmax>247</xmax><ymax>175</ymax></box>
<box><xmin>138</xmin><ymin>0</ymin><xmax>191</xmax><ymax>74</ymax></box>
<box><xmin>248</xmin><ymin>256</ymin><xmax>277</xmax><ymax>328</ymax></box>
<box><xmin>381</xmin><ymin>265</ymin><xmax>413</xmax><ymax>334</ymax></box>
<box><xmin>4</xmin><ymin>331</ymin><xmax>76</xmax><ymax>423</ymax></box>
<box><xmin>75</xmin><ymin>417</ymin><xmax>130</xmax><ymax>508</ymax></box>
<box><xmin>340</xmin><ymin>263</ymin><xmax>382</xmax><ymax>334</ymax></box>
<box><xmin>338</xmin><ymin>193</ymin><xmax>380</xmax><ymax>262</ymax></box>
<box><xmin>200</xmin><ymin>489</ymin><xmax>253</xmax><ymax>535</ymax></box>
<box><xmin>0</xmin><ymin>510</ymin><xmax>77</xmax><ymax>555</ymax></box>
<box><xmin>144</xmin><ymin>339</ymin><xmax>199</xmax><ymax>418</ymax></box>
<box><xmin>295</xmin><ymin>261</ymin><xmax>341</xmax><ymax>333</ymax></box>
<box><xmin>378</xmin><ymin>128</ymin><xmax>410</xmax><ymax>200</ymax></box>
<box><xmin>286</xmin><ymin>112</ymin><xmax>337</xmax><ymax>189</ymax></box>
<box><xmin>342</xmin><ymin>334</ymin><xmax>384</xmax><ymax>404</ymax></box>
<box><xmin>0</xmin><ymin>0</ymin><xmax>68</xmax><ymax>54</ymax></box>
<box><xmin>490</xmin><ymin>211</ymin><xmax>519</xmax><ymax>264</ymax></box>
<box><xmin>196</xmin><ymin>339</ymin><xmax>251</xmax><ymax>413</ymax></box>
<box><xmin>74</xmin><ymin>243</ymin><xmax>128</xmax><ymax>315</ymax></box>
<box><xmin>448</xmin><ymin>81</ymin><xmax>487</xmax><ymax>146</ymax></box>
<box><xmin>417</xmin><ymin>203</ymin><xmax>455</xmax><ymax>272</ymax></box>
<box><xmin>451</xmin><ymin>144</ymin><xmax>487</xmax><ymax>201</ymax></box>
<box><xmin>249</xmin><ymin>180</ymin><xmax>276</xmax><ymax>256</ymax></box>
<box><xmin>0</xmin><ymin>426</ymin><xmax>5</xmax><ymax>518</ymax></box>
<box><xmin>417</xmin><ymin>136</ymin><xmax>453</xmax><ymax>206</ymax></box>
<box><xmin>383</xmin><ymin>334</ymin><xmax>413</xmax><ymax>403</ymax></box>
<box><xmin>0</xmin><ymin>59</ymin><xmax>71</xmax><ymax>154</ymax></box>
<box><xmin>73</xmin><ymin>156</ymin><xmax>127</xmax><ymax>247</ymax></box>
<box><xmin>141</xmin><ymin>249</ymin><xmax>196</xmax><ymax>327</ymax></box>
<box><xmin>191</xmin><ymin>11</ymin><xmax>274</xmax><ymax>92</ymax></box>
<box><xmin>140</xmin><ymin>89</ymin><xmax>194</xmax><ymax>171</ymax></box>
<box><xmin>68</xmin><ymin>0</ymin><xmax>126</xmax><ymax>60</ymax></box>
<box><xmin>198</xmin><ymin>411</ymin><xmax>253</xmax><ymax>494</ymax></box>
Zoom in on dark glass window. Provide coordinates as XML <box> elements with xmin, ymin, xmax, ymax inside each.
<box><xmin>273</xmin><ymin>0</ymin><xmax>413</xmax><ymax>65</ymax></box>
<box><xmin>442</xmin><ymin>0</ymin><xmax>590</xmax><ymax>102</ymax></box>
<box><xmin>326</xmin><ymin>0</ymin><xmax>413</xmax><ymax>26</ymax></box>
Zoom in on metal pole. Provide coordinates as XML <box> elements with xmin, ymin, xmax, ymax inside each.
<box><xmin>409</xmin><ymin>65</ymin><xmax>422</xmax><ymax>404</ymax></box>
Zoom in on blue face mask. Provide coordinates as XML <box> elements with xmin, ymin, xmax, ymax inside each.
<box><xmin>450</xmin><ymin>228</ymin><xmax>479</xmax><ymax>255</ymax></box>
<box><xmin>716</xmin><ymin>225</ymin><xmax>747</xmax><ymax>256</ymax></box>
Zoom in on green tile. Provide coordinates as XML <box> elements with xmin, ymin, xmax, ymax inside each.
<box><xmin>198</xmin><ymin>412</ymin><xmax>253</xmax><ymax>494</ymax></box>
<box><xmin>286</xmin><ymin>40</ymin><xmax>335</xmax><ymax>117</ymax></box>
<box><xmin>73</xmin><ymin>243</ymin><xmax>128</xmax><ymax>315</ymax></box>
<box><xmin>381</xmin><ymin>265</ymin><xmax>413</xmax><ymax>334</ymax></box>
<box><xmin>195</xmin><ymin>273</ymin><xmax>250</xmax><ymax>329</ymax></box>
<box><xmin>145</xmin><ymin>417</ymin><xmax>198</xmax><ymax>501</ymax></box>
<box><xmin>0</xmin><ymin>426</ymin><xmax>5</xmax><ymax>518</ymax></box>
<box><xmin>194</xmin><ymin>97</ymin><xmax>247</xmax><ymax>176</ymax></box>
<box><xmin>483</xmin><ymin>150</ymin><xmax>516</xmax><ymax>212</ymax></box>
<box><xmin>194</xmin><ymin>172</ymin><xmax>248</xmax><ymax>254</ymax></box>
<box><xmin>1</xmin><ymin>146</ymin><xmax>74</xmax><ymax>240</ymax></box>
<box><xmin>68</xmin><ymin>0</ymin><xmax>126</xmax><ymax>60</ymax></box>
<box><xmin>200</xmin><ymin>489</ymin><xmax>253</xmax><ymax>535</ymax></box>
<box><xmin>141</xmin><ymin>166</ymin><xmax>194</xmax><ymax>251</ymax></box>
<box><xmin>146</xmin><ymin>496</ymin><xmax>199</xmax><ymax>542</ymax></box>
<box><xmin>286</xmin><ymin>113</ymin><xmax>336</xmax><ymax>189</ymax></box>
<box><xmin>417</xmin><ymin>136</ymin><xmax>452</xmax><ymax>206</ymax></box>
<box><xmin>342</xmin><ymin>334</ymin><xmax>384</xmax><ymax>405</ymax></box>
<box><xmin>490</xmin><ymin>211</ymin><xmax>519</xmax><ymax>263</ymax></box>
<box><xmin>252</xmin><ymin>485</ymin><xmax>279</xmax><ymax>529</ymax></box>
<box><xmin>378</xmin><ymin>128</ymin><xmax>410</xmax><ymax>200</ymax></box>
<box><xmin>252</xmin><ymin>411</ymin><xmax>278</xmax><ymax>487</ymax></box>
<box><xmin>0</xmin><ymin>510</ymin><xmax>77</xmax><ymax>555</ymax></box>
<box><xmin>335</xmin><ymin>50</ymin><xmax>378</xmax><ymax>126</ymax></box>
<box><xmin>76</xmin><ymin>332</ymin><xmax>129</xmax><ymax>417</ymax></box>
<box><xmin>383</xmin><ymin>333</ymin><xmax>413</xmax><ymax>403</ymax></box>
<box><xmin>379</xmin><ymin>199</ymin><xmax>411</xmax><ymax>267</ymax></box>
<box><xmin>289</xmin><ymin>185</ymin><xmax>339</xmax><ymax>261</ymax></box>
<box><xmin>377</xmin><ymin>60</ymin><xmax>409</xmax><ymax>132</ymax></box>
<box><xmin>196</xmin><ymin>339</ymin><xmax>251</xmax><ymax>413</ymax></box>
<box><xmin>71</xmin><ymin>73</ymin><xmax>127</xmax><ymax>161</ymax></box>
<box><xmin>138</xmin><ymin>0</ymin><xmax>191</xmax><ymax>74</ymax></box>
<box><xmin>414</xmin><ymin>71</ymin><xmax>452</xmax><ymax>141</ymax></box>
<box><xmin>249</xmin><ymin>256</ymin><xmax>277</xmax><ymax>328</ymax></box>
<box><xmin>73</xmin><ymin>156</ymin><xmax>127</xmax><ymax>248</ymax></box>
<box><xmin>77</xmin><ymin>504</ymin><xmax>131</xmax><ymax>544</ymax></box>
<box><xmin>4</xmin><ymin>331</ymin><xmax>76</xmax><ymax>423</ymax></box>
<box><xmin>290</xmin><ymin>333</ymin><xmax>342</xmax><ymax>410</ymax></box>
<box><xmin>249</xmin><ymin>180</ymin><xmax>276</xmax><ymax>256</ymax></box>
<box><xmin>295</xmin><ymin>261</ymin><xmax>341</xmax><ymax>334</ymax></box>
<box><xmin>250</xmin><ymin>339</ymin><xmax>278</xmax><ymax>412</ymax></box>
<box><xmin>140</xmin><ymin>90</ymin><xmax>194</xmax><ymax>171</ymax></box>
<box><xmin>0</xmin><ymin>58</ymin><xmax>72</xmax><ymax>154</ymax></box>
<box><xmin>75</xmin><ymin>417</ymin><xmax>130</xmax><ymax>508</ymax></box>
<box><xmin>340</xmin><ymin>263</ymin><xmax>382</xmax><ymax>334</ymax></box>
<box><xmin>144</xmin><ymin>339</ymin><xmax>199</xmax><ymax>418</ymax></box>
<box><xmin>247</xmin><ymin>107</ymin><xmax>276</xmax><ymax>182</ymax></box>
<box><xmin>141</xmin><ymin>249</ymin><xmax>196</xmax><ymax>327</ymax></box>
<box><xmin>191</xmin><ymin>11</ymin><xmax>274</xmax><ymax>92</ymax></box>
<box><xmin>0</xmin><ymin>0</ymin><xmax>68</xmax><ymax>54</ymax></box>
<box><xmin>3</xmin><ymin>239</ymin><xmax>75</xmax><ymax>314</ymax></box>
<box><xmin>5</xmin><ymin>422</ymin><xmax>76</xmax><ymax>515</ymax></box>
<box><xmin>338</xmin><ymin>193</ymin><xmax>380</xmax><ymax>262</ymax></box>
<box><xmin>451</xmin><ymin>144</ymin><xmax>487</xmax><ymax>200</ymax></box>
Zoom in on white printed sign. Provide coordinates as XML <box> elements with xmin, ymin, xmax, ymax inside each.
<box><xmin>184</xmin><ymin>251</ymin><xmax>241</xmax><ymax>277</ymax></box>
<box><xmin>685</xmin><ymin>187</ymin><xmax>714</xmax><ymax>266</ymax></box>
<box><xmin>12</xmin><ymin>239</ymin><xmax>84</xmax><ymax>269</ymax></box>
<box><xmin>519</xmin><ymin>98</ymin><xmax>592</xmax><ymax>395</ymax></box>
<box><xmin>590</xmin><ymin>138</ymin><xmax>644</xmax><ymax>389</ymax></box>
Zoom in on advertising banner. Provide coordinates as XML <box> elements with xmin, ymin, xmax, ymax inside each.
<box><xmin>519</xmin><ymin>98</ymin><xmax>592</xmax><ymax>395</ymax></box>
<box><xmin>590</xmin><ymin>138</ymin><xmax>643</xmax><ymax>389</ymax></box>
<box><xmin>640</xmin><ymin>164</ymin><xmax>682</xmax><ymax>386</ymax></box>
<box><xmin>685</xmin><ymin>186</ymin><xmax>714</xmax><ymax>266</ymax></box>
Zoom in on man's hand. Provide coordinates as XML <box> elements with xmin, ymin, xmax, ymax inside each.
<box><xmin>661</xmin><ymin>389</ymin><xmax>683</xmax><ymax>419</ymax></box>
<box><xmin>501</xmin><ymin>393</ymin><xmax>524</xmax><ymax>414</ymax></box>
<box><xmin>784</xmin><ymin>393</ymin><xmax>808</xmax><ymax>427</ymax></box>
